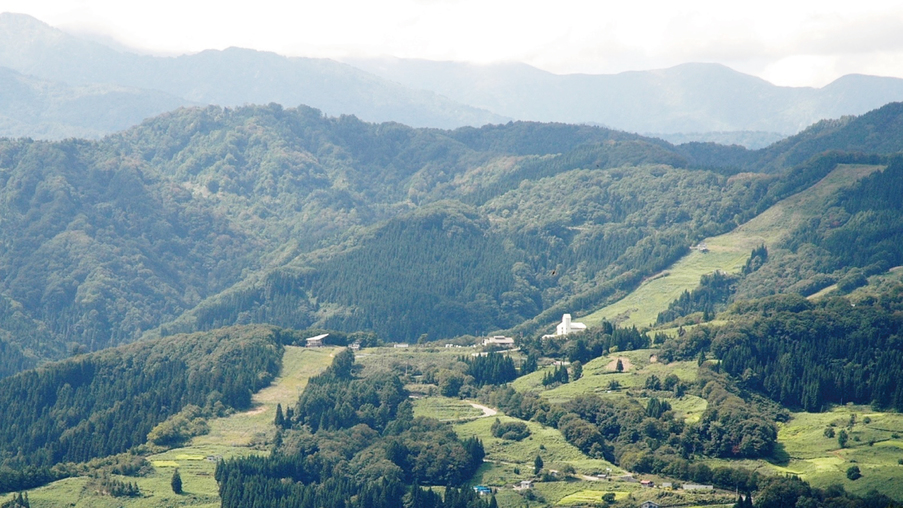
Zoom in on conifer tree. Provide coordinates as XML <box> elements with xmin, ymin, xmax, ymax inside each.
<box><xmin>571</xmin><ymin>361</ymin><xmax>583</xmax><ymax>381</ymax></box>
<box><xmin>275</xmin><ymin>403</ymin><xmax>285</xmax><ymax>428</ymax></box>
<box><xmin>171</xmin><ymin>469</ymin><xmax>183</xmax><ymax>494</ymax></box>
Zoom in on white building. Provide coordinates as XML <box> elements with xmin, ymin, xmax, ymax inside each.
<box><xmin>482</xmin><ymin>336</ymin><xmax>515</xmax><ymax>347</ymax></box>
<box><xmin>305</xmin><ymin>333</ymin><xmax>328</xmax><ymax>347</ymax></box>
<box><xmin>543</xmin><ymin>314</ymin><xmax>587</xmax><ymax>338</ymax></box>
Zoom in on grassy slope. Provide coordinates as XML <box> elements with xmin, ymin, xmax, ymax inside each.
<box><xmin>22</xmin><ymin>346</ymin><xmax>338</xmax><ymax>508</ymax></box>
<box><xmin>511</xmin><ymin>347</ymin><xmax>903</xmax><ymax>502</ymax></box>
<box><xmin>391</xmin><ymin>346</ymin><xmax>734</xmax><ymax>507</ymax></box>
<box><xmin>581</xmin><ymin>164</ymin><xmax>885</xmax><ymax>329</ymax></box>
<box><xmin>567</xmin><ymin>163</ymin><xmax>903</xmax><ymax>500</ymax></box>
<box><xmin>413</xmin><ymin>396</ymin><xmax>485</xmax><ymax>421</ymax></box>
<box><xmin>704</xmin><ymin>406</ymin><xmax>903</xmax><ymax>501</ymax></box>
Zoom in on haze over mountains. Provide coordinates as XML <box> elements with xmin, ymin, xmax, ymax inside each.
<box><xmin>4</xmin><ymin>12</ymin><xmax>903</xmax><ymax>146</ymax></box>
<box><xmin>0</xmin><ymin>13</ymin><xmax>507</xmax><ymax>135</ymax></box>
<box><xmin>347</xmin><ymin>57</ymin><xmax>903</xmax><ymax>138</ymax></box>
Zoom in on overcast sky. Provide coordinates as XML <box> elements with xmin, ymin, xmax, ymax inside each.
<box><xmin>2</xmin><ymin>0</ymin><xmax>903</xmax><ymax>88</ymax></box>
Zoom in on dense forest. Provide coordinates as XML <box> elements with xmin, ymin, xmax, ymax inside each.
<box><xmin>5</xmin><ymin>102</ymin><xmax>903</xmax><ymax>376</ymax></box>
<box><xmin>0</xmin><ymin>325</ymin><xmax>282</xmax><ymax>492</ymax></box>
<box><xmin>711</xmin><ymin>291</ymin><xmax>903</xmax><ymax>412</ymax></box>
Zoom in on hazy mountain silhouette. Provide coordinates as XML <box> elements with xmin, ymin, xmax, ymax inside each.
<box><xmin>0</xmin><ymin>13</ymin><xmax>507</xmax><ymax>138</ymax></box>
<box><xmin>6</xmin><ymin>12</ymin><xmax>903</xmax><ymax>145</ymax></box>
<box><xmin>0</xmin><ymin>65</ymin><xmax>192</xmax><ymax>139</ymax></box>
<box><xmin>346</xmin><ymin>57</ymin><xmax>903</xmax><ymax>141</ymax></box>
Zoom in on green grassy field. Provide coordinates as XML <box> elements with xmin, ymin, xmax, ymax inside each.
<box><xmin>413</xmin><ymin>396</ymin><xmax>485</xmax><ymax>421</ymax></box>
<box><xmin>355</xmin><ymin>344</ymin><xmax>471</xmax><ymax>376</ymax></box>
<box><xmin>15</xmin><ymin>334</ymin><xmax>903</xmax><ymax>507</ymax></box>
<box><xmin>558</xmin><ymin>489</ymin><xmax>630</xmax><ymax>505</ymax></box>
<box><xmin>774</xmin><ymin>406</ymin><xmax>903</xmax><ymax>499</ymax></box>
<box><xmin>21</xmin><ymin>346</ymin><xmax>338</xmax><ymax>508</ymax></box>
<box><xmin>700</xmin><ymin>405</ymin><xmax>903</xmax><ymax>502</ymax></box>
<box><xmin>456</xmin><ymin>413</ymin><xmax>621</xmax><ymax>477</ymax></box>
<box><xmin>582</xmin><ymin>164</ymin><xmax>885</xmax><ymax>329</ymax></box>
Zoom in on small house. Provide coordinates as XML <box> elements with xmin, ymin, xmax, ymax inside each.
<box><xmin>305</xmin><ymin>333</ymin><xmax>328</xmax><ymax>347</ymax></box>
<box><xmin>515</xmin><ymin>480</ymin><xmax>533</xmax><ymax>490</ymax></box>
<box><xmin>640</xmin><ymin>480</ymin><xmax>654</xmax><ymax>488</ymax></box>
<box><xmin>661</xmin><ymin>482</ymin><xmax>673</xmax><ymax>490</ymax></box>
<box><xmin>393</xmin><ymin>343</ymin><xmax>409</xmax><ymax>348</ymax></box>
<box><xmin>641</xmin><ymin>501</ymin><xmax>660</xmax><ymax>508</ymax></box>
<box><xmin>482</xmin><ymin>336</ymin><xmax>515</xmax><ymax>347</ymax></box>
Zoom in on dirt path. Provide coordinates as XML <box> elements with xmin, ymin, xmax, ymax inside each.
<box><xmin>469</xmin><ymin>402</ymin><xmax>498</xmax><ymax>417</ymax></box>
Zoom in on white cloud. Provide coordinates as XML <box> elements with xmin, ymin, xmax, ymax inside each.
<box><xmin>3</xmin><ymin>0</ymin><xmax>903</xmax><ymax>86</ymax></box>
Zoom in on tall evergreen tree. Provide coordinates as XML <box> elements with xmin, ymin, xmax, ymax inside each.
<box><xmin>274</xmin><ymin>403</ymin><xmax>285</xmax><ymax>428</ymax></box>
<box><xmin>171</xmin><ymin>469</ymin><xmax>183</xmax><ymax>495</ymax></box>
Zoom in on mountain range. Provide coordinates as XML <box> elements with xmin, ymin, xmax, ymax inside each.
<box><xmin>2</xmin><ymin>98</ymin><xmax>903</xmax><ymax>378</ymax></box>
<box><xmin>0</xmin><ymin>13</ymin><xmax>507</xmax><ymax>135</ymax></box>
<box><xmin>5</xmin><ymin>12</ymin><xmax>903</xmax><ymax>145</ymax></box>
<box><xmin>346</xmin><ymin>57</ymin><xmax>903</xmax><ymax>140</ymax></box>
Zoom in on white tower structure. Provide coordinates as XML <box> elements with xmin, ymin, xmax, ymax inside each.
<box><xmin>554</xmin><ymin>314</ymin><xmax>586</xmax><ymax>336</ymax></box>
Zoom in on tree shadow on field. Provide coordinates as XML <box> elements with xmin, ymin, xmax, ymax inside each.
<box><xmin>767</xmin><ymin>442</ymin><xmax>790</xmax><ymax>467</ymax></box>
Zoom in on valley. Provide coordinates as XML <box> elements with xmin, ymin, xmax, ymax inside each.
<box><xmin>1</xmin><ymin>95</ymin><xmax>903</xmax><ymax>508</ymax></box>
<box><xmin>19</xmin><ymin>334</ymin><xmax>902</xmax><ymax>507</ymax></box>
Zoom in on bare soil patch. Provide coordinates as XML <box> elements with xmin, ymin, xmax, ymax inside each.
<box><xmin>605</xmin><ymin>357</ymin><xmax>633</xmax><ymax>372</ymax></box>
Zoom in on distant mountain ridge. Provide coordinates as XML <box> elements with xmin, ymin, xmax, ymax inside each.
<box><xmin>4</xmin><ymin>13</ymin><xmax>903</xmax><ymax>142</ymax></box>
<box><xmin>345</xmin><ymin>57</ymin><xmax>903</xmax><ymax>139</ymax></box>
<box><xmin>0</xmin><ymin>12</ymin><xmax>507</xmax><ymax>138</ymax></box>
<box><xmin>0</xmin><ymin>65</ymin><xmax>191</xmax><ymax>139</ymax></box>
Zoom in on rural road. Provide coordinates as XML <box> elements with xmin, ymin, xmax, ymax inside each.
<box><xmin>469</xmin><ymin>402</ymin><xmax>498</xmax><ymax>417</ymax></box>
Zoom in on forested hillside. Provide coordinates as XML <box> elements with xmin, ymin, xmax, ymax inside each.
<box><xmin>4</xmin><ymin>102</ymin><xmax>903</xmax><ymax>377</ymax></box>
<box><xmin>0</xmin><ymin>325</ymin><xmax>283</xmax><ymax>492</ymax></box>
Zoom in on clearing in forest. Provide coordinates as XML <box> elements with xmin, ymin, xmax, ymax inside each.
<box><xmin>581</xmin><ymin>164</ymin><xmax>885</xmax><ymax>329</ymax></box>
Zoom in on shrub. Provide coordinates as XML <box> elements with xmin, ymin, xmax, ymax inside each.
<box><xmin>490</xmin><ymin>419</ymin><xmax>530</xmax><ymax>441</ymax></box>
